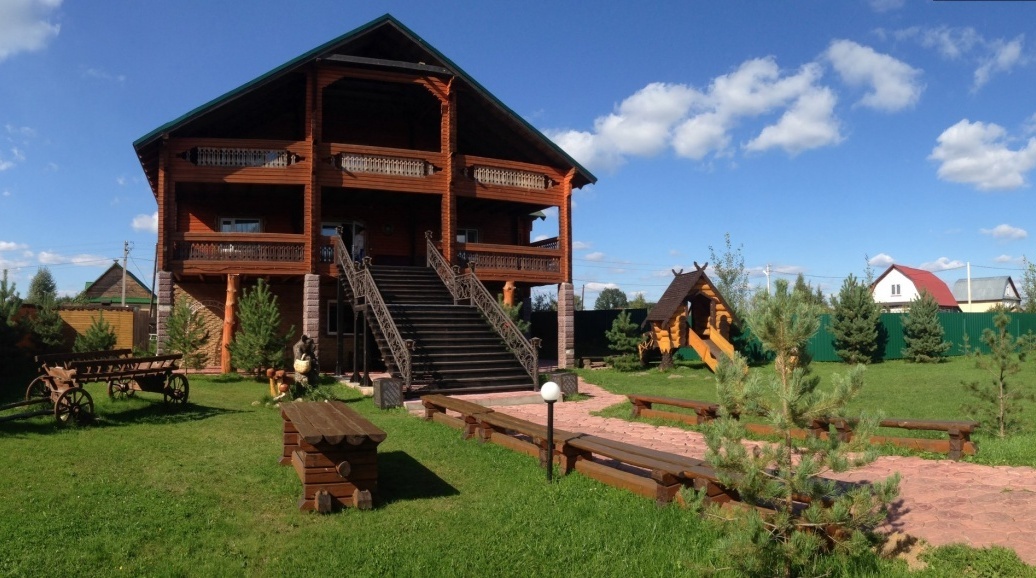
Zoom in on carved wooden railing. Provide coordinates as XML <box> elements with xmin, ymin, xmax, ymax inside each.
<box><xmin>171</xmin><ymin>233</ymin><xmax>305</xmax><ymax>262</ymax></box>
<box><xmin>334</xmin><ymin>236</ymin><xmax>413</xmax><ymax>388</ymax></box>
<box><xmin>426</xmin><ymin>232</ymin><xmax>539</xmax><ymax>386</ymax></box>
<box><xmin>456</xmin><ymin>242</ymin><xmax>561</xmax><ymax>274</ymax></box>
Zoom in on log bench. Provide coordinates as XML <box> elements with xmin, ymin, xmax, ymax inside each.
<box><xmin>562</xmin><ymin>434</ymin><xmax>736</xmax><ymax>506</ymax></box>
<box><xmin>627</xmin><ymin>394</ymin><xmax>720</xmax><ymax>425</ymax></box>
<box><xmin>280</xmin><ymin>401</ymin><xmax>386</xmax><ymax>512</ymax></box>
<box><xmin>421</xmin><ymin>394</ymin><xmax>495</xmax><ymax>439</ymax></box>
<box><xmin>627</xmin><ymin>393</ymin><xmax>979</xmax><ymax>460</ymax></box>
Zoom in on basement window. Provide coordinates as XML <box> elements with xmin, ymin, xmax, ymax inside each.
<box><xmin>326</xmin><ymin>300</ymin><xmax>355</xmax><ymax>336</ymax></box>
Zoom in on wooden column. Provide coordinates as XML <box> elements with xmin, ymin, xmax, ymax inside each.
<box><xmin>503</xmin><ymin>281</ymin><xmax>516</xmax><ymax>306</ymax></box>
<box><xmin>439</xmin><ymin>79</ymin><xmax>457</xmax><ymax>263</ymax></box>
<box><xmin>156</xmin><ymin>137</ymin><xmax>170</xmax><ymax>271</ymax></box>
<box><xmin>305</xmin><ymin>64</ymin><xmax>320</xmax><ymax>271</ymax></box>
<box><xmin>221</xmin><ymin>274</ymin><xmax>240</xmax><ymax>373</ymax></box>
<box><xmin>560</xmin><ymin>169</ymin><xmax>575</xmax><ymax>283</ymax></box>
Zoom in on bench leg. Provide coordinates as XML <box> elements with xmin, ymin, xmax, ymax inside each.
<box><xmin>630</xmin><ymin>400</ymin><xmax>649</xmax><ymax>419</ymax></box>
<box><xmin>948</xmin><ymin>429</ymin><xmax>964</xmax><ymax>461</ymax></box>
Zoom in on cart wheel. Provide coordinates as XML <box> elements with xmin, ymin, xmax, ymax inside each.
<box><xmin>164</xmin><ymin>374</ymin><xmax>189</xmax><ymax>406</ymax></box>
<box><xmin>54</xmin><ymin>388</ymin><xmax>95</xmax><ymax>425</ymax></box>
<box><xmin>25</xmin><ymin>377</ymin><xmax>50</xmax><ymax>401</ymax></box>
<box><xmin>107</xmin><ymin>380</ymin><xmax>130</xmax><ymax>400</ymax></box>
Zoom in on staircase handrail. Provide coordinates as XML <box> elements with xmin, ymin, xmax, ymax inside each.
<box><xmin>425</xmin><ymin>232</ymin><xmax>539</xmax><ymax>385</ymax></box>
<box><xmin>334</xmin><ymin>237</ymin><xmax>412</xmax><ymax>388</ymax></box>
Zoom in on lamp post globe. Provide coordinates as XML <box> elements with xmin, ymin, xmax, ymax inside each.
<box><xmin>540</xmin><ymin>381</ymin><xmax>561</xmax><ymax>402</ymax></box>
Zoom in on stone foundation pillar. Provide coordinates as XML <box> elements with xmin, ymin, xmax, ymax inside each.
<box><xmin>302</xmin><ymin>274</ymin><xmax>321</xmax><ymax>353</ymax></box>
<box><xmin>557</xmin><ymin>282</ymin><xmax>575</xmax><ymax>369</ymax></box>
<box><xmin>155</xmin><ymin>272</ymin><xmax>173</xmax><ymax>354</ymax></box>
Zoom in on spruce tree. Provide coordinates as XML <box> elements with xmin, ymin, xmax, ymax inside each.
<box><xmin>0</xmin><ymin>270</ymin><xmax>25</xmax><ymax>362</ymax></box>
<box><xmin>26</xmin><ymin>266</ymin><xmax>57</xmax><ymax>305</ymax></box>
<box><xmin>228</xmin><ymin>279</ymin><xmax>295</xmax><ymax>374</ymax></box>
<box><xmin>605</xmin><ymin>310</ymin><xmax>643</xmax><ymax>370</ymax></box>
<box><xmin>901</xmin><ymin>290</ymin><xmax>951</xmax><ymax>363</ymax></box>
<box><xmin>163</xmin><ymin>297</ymin><xmax>210</xmax><ymax>370</ymax></box>
<box><xmin>30</xmin><ymin>295</ymin><xmax>66</xmax><ymax>351</ymax></box>
<box><xmin>73</xmin><ymin>313</ymin><xmax>118</xmax><ymax>352</ymax></box>
<box><xmin>961</xmin><ymin>311</ymin><xmax>1035</xmax><ymax>438</ymax></box>
<box><xmin>829</xmin><ymin>274</ymin><xmax>881</xmax><ymax>364</ymax></box>
<box><xmin>699</xmin><ymin>279</ymin><xmax>899</xmax><ymax>577</ymax></box>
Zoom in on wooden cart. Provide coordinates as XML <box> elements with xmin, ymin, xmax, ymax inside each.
<box><xmin>1</xmin><ymin>351</ymin><xmax>188</xmax><ymax>426</ymax></box>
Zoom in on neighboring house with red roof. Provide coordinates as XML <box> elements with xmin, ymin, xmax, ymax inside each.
<box><xmin>870</xmin><ymin>264</ymin><xmax>960</xmax><ymax>312</ymax></box>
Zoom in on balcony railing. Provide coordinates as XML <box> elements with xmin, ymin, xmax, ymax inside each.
<box><xmin>456</xmin><ymin>242</ymin><xmax>561</xmax><ymax>274</ymax></box>
<box><xmin>333</xmin><ymin>152</ymin><xmax>436</xmax><ymax>177</ymax></box>
<box><xmin>171</xmin><ymin>233</ymin><xmax>305</xmax><ymax>263</ymax></box>
<box><xmin>470</xmin><ymin>165</ymin><xmax>551</xmax><ymax>190</ymax></box>
<box><xmin>179</xmin><ymin>146</ymin><xmax>302</xmax><ymax>168</ymax></box>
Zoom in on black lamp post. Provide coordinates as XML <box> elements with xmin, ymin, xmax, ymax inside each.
<box><xmin>540</xmin><ymin>381</ymin><xmax>561</xmax><ymax>482</ymax></box>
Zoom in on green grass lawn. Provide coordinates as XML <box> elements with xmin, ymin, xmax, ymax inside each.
<box><xmin>582</xmin><ymin>356</ymin><xmax>1036</xmax><ymax>467</ymax></box>
<box><xmin>0</xmin><ymin>374</ymin><xmax>1032</xmax><ymax>576</ymax></box>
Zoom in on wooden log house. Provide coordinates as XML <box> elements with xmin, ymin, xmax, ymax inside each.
<box><xmin>133</xmin><ymin>15</ymin><xmax>595</xmax><ymax>377</ymax></box>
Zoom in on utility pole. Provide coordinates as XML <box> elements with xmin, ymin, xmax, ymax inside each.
<box><xmin>121</xmin><ymin>241</ymin><xmax>131</xmax><ymax>306</ymax></box>
<box><xmin>764</xmin><ymin>263</ymin><xmax>772</xmax><ymax>294</ymax></box>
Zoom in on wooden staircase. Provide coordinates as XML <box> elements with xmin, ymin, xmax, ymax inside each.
<box><xmin>356</xmin><ymin>265</ymin><xmax>535</xmax><ymax>393</ymax></box>
<box><xmin>686</xmin><ymin>329</ymin><xmax>735</xmax><ymax>372</ymax></box>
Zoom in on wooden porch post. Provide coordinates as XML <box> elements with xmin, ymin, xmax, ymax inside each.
<box><xmin>221</xmin><ymin>274</ymin><xmax>240</xmax><ymax>373</ymax></box>
<box><xmin>440</xmin><ymin>79</ymin><xmax>457</xmax><ymax>263</ymax></box>
<box><xmin>560</xmin><ymin>169</ymin><xmax>575</xmax><ymax>282</ymax></box>
<box><xmin>503</xmin><ymin>281</ymin><xmax>516</xmax><ymax>306</ymax></box>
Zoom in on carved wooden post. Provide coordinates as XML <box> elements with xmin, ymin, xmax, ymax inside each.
<box><xmin>221</xmin><ymin>274</ymin><xmax>240</xmax><ymax>373</ymax></box>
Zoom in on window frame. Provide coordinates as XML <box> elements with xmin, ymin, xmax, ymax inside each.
<box><xmin>219</xmin><ymin>217</ymin><xmax>262</xmax><ymax>233</ymax></box>
<box><xmin>326</xmin><ymin>299</ymin><xmax>355</xmax><ymax>336</ymax></box>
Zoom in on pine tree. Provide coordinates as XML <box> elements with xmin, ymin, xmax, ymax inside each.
<box><xmin>1021</xmin><ymin>257</ymin><xmax>1036</xmax><ymax>313</ymax></box>
<box><xmin>497</xmin><ymin>294</ymin><xmax>530</xmax><ymax>333</ymax></box>
<box><xmin>829</xmin><ymin>274</ymin><xmax>881</xmax><ymax>364</ymax></box>
<box><xmin>73</xmin><ymin>313</ymin><xmax>118</xmax><ymax>352</ymax></box>
<box><xmin>961</xmin><ymin>311</ymin><xmax>1035</xmax><ymax>438</ymax></box>
<box><xmin>26</xmin><ymin>266</ymin><xmax>57</xmax><ymax>305</ymax></box>
<box><xmin>228</xmin><ymin>279</ymin><xmax>295</xmax><ymax>374</ymax></box>
<box><xmin>699</xmin><ymin>279</ymin><xmax>899</xmax><ymax>577</ymax></box>
<box><xmin>901</xmin><ymin>290</ymin><xmax>951</xmax><ymax>363</ymax></box>
<box><xmin>163</xmin><ymin>297</ymin><xmax>210</xmax><ymax>370</ymax></box>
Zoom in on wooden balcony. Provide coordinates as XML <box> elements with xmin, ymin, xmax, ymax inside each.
<box><xmin>166</xmin><ymin>138</ymin><xmax>311</xmax><ymax>185</ymax></box>
<box><xmin>170</xmin><ymin>232</ymin><xmax>308</xmax><ymax>276</ymax></box>
<box><xmin>457</xmin><ymin>240</ymin><xmax>562</xmax><ymax>284</ymax></box>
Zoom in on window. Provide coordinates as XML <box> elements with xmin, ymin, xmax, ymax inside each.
<box><xmin>219</xmin><ymin>218</ymin><xmax>260</xmax><ymax>233</ymax></box>
<box><xmin>891</xmin><ymin>284</ymin><xmax>901</xmax><ymax>296</ymax></box>
<box><xmin>456</xmin><ymin>228</ymin><xmax>479</xmax><ymax>244</ymax></box>
<box><xmin>326</xmin><ymin>300</ymin><xmax>355</xmax><ymax>336</ymax></box>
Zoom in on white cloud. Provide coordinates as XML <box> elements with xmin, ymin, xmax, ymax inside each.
<box><xmin>116</xmin><ymin>176</ymin><xmax>127</xmax><ymax>186</ymax></box>
<box><xmin>920</xmin><ymin>257</ymin><xmax>964</xmax><ymax>272</ymax></box>
<box><xmin>0</xmin><ymin>241</ymin><xmax>28</xmax><ymax>252</ymax></box>
<box><xmin>132</xmin><ymin>212</ymin><xmax>158</xmax><ymax>233</ymax></box>
<box><xmin>583</xmin><ymin>282</ymin><xmax>620</xmax><ymax>292</ymax></box>
<box><xmin>904</xmin><ymin>27</ymin><xmax>1029</xmax><ymax>91</ymax></box>
<box><xmin>869</xmin><ymin>253</ymin><xmax>895</xmax><ymax>267</ymax></box>
<box><xmin>549</xmin><ymin>56</ymin><xmax>837</xmax><ymax>169</ymax></box>
<box><xmin>974</xmin><ymin>35</ymin><xmax>1025</xmax><ymax>90</ymax></box>
<box><xmin>825</xmin><ymin>40</ymin><xmax>923</xmax><ymax>111</ymax></box>
<box><xmin>82</xmin><ymin>67</ymin><xmax>125</xmax><ymax>83</ymax></box>
<box><xmin>929</xmin><ymin>119</ymin><xmax>1036</xmax><ymax>190</ymax></box>
<box><xmin>980</xmin><ymin>224</ymin><xmax>1028</xmax><ymax>240</ymax></box>
<box><xmin>744</xmin><ymin>87</ymin><xmax>842</xmax><ymax>154</ymax></box>
<box><xmin>38</xmin><ymin>251</ymin><xmax>110</xmax><ymax>267</ymax></box>
<box><xmin>532</xmin><ymin>234</ymin><xmax>549</xmax><ymax>243</ymax></box>
<box><xmin>584</xmin><ymin>252</ymin><xmax>605</xmax><ymax>262</ymax></box>
<box><xmin>994</xmin><ymin>254</ymin><xmax>1020</xmax><ymax>264</ymax></box>
<box><xmin>1</xmin><ymin>190</ymin><xmax>10</xmax><ymax>197</ymax></box>
<box><xmin>572</xmin><ymin>241</ymin><xmax>591</xmax><ymax>250</ymax></box>
<box><xmin>0</xmin><ymin>0</ymin><xmax>62</xmax><ymax>63</ymax></box>
<box><xmin>0</xmin><ymin>159</ymin><xmax>13</xmax><ymax>171</ymax></box>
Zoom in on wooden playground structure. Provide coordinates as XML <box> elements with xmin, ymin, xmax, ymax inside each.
<box><xmin>640</xmin><ymin>263</ymin><xmax>737</xmax><ymax>371</ymax></box>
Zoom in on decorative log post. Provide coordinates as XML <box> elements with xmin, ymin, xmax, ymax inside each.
<box><xmin>221</xmin><ymin>274</ymin><xmax>240</xmax><ymax>373</ymax></box>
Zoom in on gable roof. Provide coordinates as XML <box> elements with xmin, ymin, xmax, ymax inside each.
<box><xmin>951</xmin><ymin>276</ymin><xmax>1021</xmax><ymax>303</ymax></box>
<box><xmin>645</xmin><ymin>268</ymin><xmax>737</xmax><ymax>325</ymax></box>
<box><xmin>872</xmin><ymin>264</ymin><xmax>959</xmax><ymax>308</ymax></box>
<box><xmin>133</xmin><ymin>14</ymin><xmax>595</xmax><ymax>193</ymax></box>
<box><xmin>82</xmin><ymin>262</ymin><xmax>154</xmax><ymax>304</ymax></box>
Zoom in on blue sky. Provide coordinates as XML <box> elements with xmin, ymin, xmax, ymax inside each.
<box><xmin>1</xmin><ymin>1</ymin><xmax>1034</xmax><ymax>304</ymax></box>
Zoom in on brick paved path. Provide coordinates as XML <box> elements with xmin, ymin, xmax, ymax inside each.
<box><xmin>466</xmin><ymin>378</ymin><xmax>1036</xmax><ymax>565</ymax></box>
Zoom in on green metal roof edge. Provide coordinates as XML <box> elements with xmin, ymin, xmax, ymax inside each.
<box><xmin>132</xmin><ymin>14</ymin><xmax>596</xmax><ymax>185</ymax></box>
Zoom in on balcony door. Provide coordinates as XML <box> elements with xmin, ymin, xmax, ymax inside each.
<box><xmin>322</xmin><ymin>221</ymin><xmax>365</xmax><ymax>261</ymax></box>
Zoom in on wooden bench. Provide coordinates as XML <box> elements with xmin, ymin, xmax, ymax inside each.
<box><xmin>627</xmin><ymin>394</ymin><xmax>721</xmax><ymax>425</ymax></box>
<box><xmin>421</xmin><ymin>394</ymin><xmax>495</xmax><ymax>439</ymax></box>
<box><xmin>627</xmin><ymin>393</ymin><xmax>979</xmax><ymax>460</ymax></box>
<box><xmin>562</xmin><ymin>434</ymin><xmax>735</xmax><ymax>506</ymax></box>
<box><xmin>280</xmin><ymin>401</ymin><xmax>387</xmax><ymax>512</ymax></box>
<box><xmin>474</xmin><ymin>411</ymin><xmax>581</xmax><ymax>468</ymax></box>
